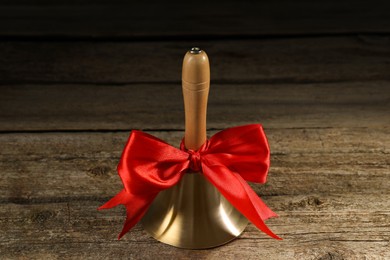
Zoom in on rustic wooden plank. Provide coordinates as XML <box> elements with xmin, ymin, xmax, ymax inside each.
<box><xmin>1</xmin><ymin>195</ymin><xmax>389</xmax><ymax>259</ymax></box>
<box><xmin>0</xmin><ymin>1</ymin><xmax>389</xmax><ymax>38</ymax></box>
<box><xmin>1</xmin><ymin>37</ymin><xmax>390</xmax><ymax>84</ymax></box>
<box><xmin>0</xmin><ymin>82</ymin><xmax>389</xmax><ymax>131</ymax></box>
<box><xmin>0</xmin><ymin>128</ymin><xmax>388</xmax><ymax>202</ymax></box>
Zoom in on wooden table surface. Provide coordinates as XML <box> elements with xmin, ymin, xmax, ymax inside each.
<box><xmin>1</xmin><ymin>1</ymin><xmax>389</xmax><ymax>259</ymax></box>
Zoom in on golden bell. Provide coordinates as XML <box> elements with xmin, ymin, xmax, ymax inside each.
<box><xmin>141</xmin><ymin>48</ymin><xmax>248</xmax><ymax>249</ymax></box>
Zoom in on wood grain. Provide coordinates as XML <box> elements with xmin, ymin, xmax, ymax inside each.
<box><xmin>0</xmin><ymin>81</ymin><xmax>389</xmax><ymax>131</ymax></box>
<box><xmin>0</xmin><ymin>197</ymin><xmax>389</xmax><ymax>259</ymax></box>
<box><xmin>0</xmin><ymin>129</ymin><xmax>389</xmax><ymax>257</ymax></box>
<box><xmin>1</xmin><ymin>37</ymin><xmax>390</xmax><ymax>84</ymax></box>
<box><xmin>0</xmin><ymin>1</ymin><xmax>389</xmax><ymax>38</ymax></box>
<box><xmin>0</xmin><ymin>128</ymin><xmax>388</xmax><ymax>202</ymax></box>
<box><xmin>1</xmin><ymin>124</ymin><xmax>387</xmax><ymax>258</ymax></box>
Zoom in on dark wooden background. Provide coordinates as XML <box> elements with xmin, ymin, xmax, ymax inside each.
<box><xmin>0</xmin><ymin>1</ymin><xmax>389</xmax><ymax>259</ymax></box>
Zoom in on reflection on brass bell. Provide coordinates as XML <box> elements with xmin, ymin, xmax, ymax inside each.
<box><xmin>141</xmin><ymin>47</ymin><xmax>248</xmax><ymax>249</ymax></box>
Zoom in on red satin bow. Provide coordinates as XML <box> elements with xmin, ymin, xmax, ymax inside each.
<box><xmin>99</xmin><ymin>124</ymin><xmax>281</xmax><ymax>240</ymax></box>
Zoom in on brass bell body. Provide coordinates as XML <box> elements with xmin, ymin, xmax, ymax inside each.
<box><xmin>141</xmin><ymin>48</ymin><xmax>248</xmax><ymax>249</ymax></box>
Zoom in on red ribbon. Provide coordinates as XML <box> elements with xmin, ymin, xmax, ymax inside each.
<box><xmin>99</xmin><ymin>124</ymin><xmax>281</xmax><ymax>240</ymax></box>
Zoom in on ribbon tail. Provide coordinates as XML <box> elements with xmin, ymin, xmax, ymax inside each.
<box><xmin>99</xmin><ymin>189</ymin><xmax>157</xmax><ymax>239</ymax></box>
<box><xmin>237</xmin><ymin>177</ymin><xmax>281</xmax><ymax>239</ymax></box>
<box><xmin>98</xmin><ymin>189</ymin><xmax>129</xmax><ymax>210</ymax></box>
<box><xmin>118</xmin><ymin>197</ymin><xmax>156</xmax><ymax>239</ymax></box>
<box><xmin>244</xmin><ymin>182</ymin><xmax>278</xmax><ymax>221</ymax></box>
<box><xmin>202</xmin><ymin>163</ymin><xmax>282</xmax><ymax>240</ymax></box>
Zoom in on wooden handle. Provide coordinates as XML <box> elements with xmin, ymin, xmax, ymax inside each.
<box><xmin>182</xmin><ymin>47</ymin><xmax>210</xmax><ymax>150</ymax></box>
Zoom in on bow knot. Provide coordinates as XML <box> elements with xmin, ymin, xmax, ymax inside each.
<box><xmin>187</xmin><ymin>149</ymin><xmax>202</xmax><ymax>172</ymax></box>
<box><xmin>180</xmin><ymin>139</ymin><xmax>208</xmax><ymax>172</ymax></box>
<box><xmin>99</xmin><ymin>124</ymin><xmax>281</xmax><ymax>240</ymax></box>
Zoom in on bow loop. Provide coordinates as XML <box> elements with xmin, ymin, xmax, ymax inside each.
<box><xmin>99</xmin><ymin>124</ymin><xmax>281</xmax><ymax>240</ymax></box>
<box><xmin>204</xmin><ymin>124</ymin><xmax>270</xmax><ymax>183</ymax></box>
<box><xmin>118</xmin><ymin>130</ymin><xmax>190</xmax><ymax>192</ymax></box>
